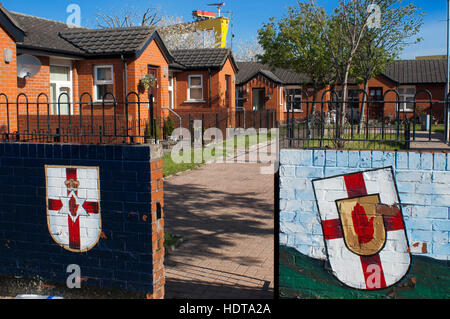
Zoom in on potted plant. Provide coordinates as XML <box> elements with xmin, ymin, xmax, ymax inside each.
<box><xmin>139</xmin><ymin>74</ymin><xmax>157</xmax><ymax>91</ymax></box>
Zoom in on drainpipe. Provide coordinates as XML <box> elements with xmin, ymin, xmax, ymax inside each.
<box><xmin>208</xmin><ymin>68</ymin><xmax>212</xmax><ymax>108</ymax></box>
<box><xmin>121</xmin><ymin>55</ymin><xmax>128</xmax><ymax>101</ymax></box>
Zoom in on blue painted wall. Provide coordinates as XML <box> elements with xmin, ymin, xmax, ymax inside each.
<box><xmin>280</xmin><ymin>149</ymin><xmax>450</xmax><ymax>261</ymax></box>
<box><xmin>0</xmin><ymin>143</ymin><xmax>155</xmax><ymax>293</ymax></box>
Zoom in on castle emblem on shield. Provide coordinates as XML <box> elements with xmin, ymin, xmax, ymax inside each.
<box><xmin>45</xmin><ymin>165</ymin><xmax>101</xmax><ymax>253</ymax></box>
<box><xmin>312</xmin><ymin>167</ymin><xmax>411</xmax><ymax>290</ymax></box>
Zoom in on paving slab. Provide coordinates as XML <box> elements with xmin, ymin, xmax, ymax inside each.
<box><xmin>163</xmin><ymin>162</ymin><xmax>274</xmax><ymax>299</ymax></box>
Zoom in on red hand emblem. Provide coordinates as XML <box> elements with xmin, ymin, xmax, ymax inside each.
<box><xmin>69</xmin><ymin>195</ymin><xmax>79</xmax><ymax>217</ymax></box>
<box><xmin>352</xmin><ymin>203</ymin><xmax>374</xmax><ymax>244</ymax></box>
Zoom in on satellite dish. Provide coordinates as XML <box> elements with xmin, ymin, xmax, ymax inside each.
<box><xmin>17</xmin><ymin>54</ymin><xmax>42</xmax><ymax>79</ymax></box>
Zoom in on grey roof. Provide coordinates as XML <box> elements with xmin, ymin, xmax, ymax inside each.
<box><xmin>236</xmin><ymin>62</ymin><xmax>310</xmax><ymax>85</ymax></box>
<box><xmin>5</xmin><ymin>9</ymin><xmax>170</xmax><ymax>59</ymax></box>
<box><xmin>59</xmin><ymin>27</ymin><xmax>158</xmax><ymax>56</ymax></box>
<box><xmin>381</xmin><ymin>59</ymin><xmax>447</xmax><ymax>85</ymax></box>
<box><xmin>8</xmin><ymin>11</ymin><xmax>86</xmax><ymax>55</ymax></box>
<box><xmin>171</xmin><ymin>48</ymin><xmax>236</xmax><ymax>70</ymax></box>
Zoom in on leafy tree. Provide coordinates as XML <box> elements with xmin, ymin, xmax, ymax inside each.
<box><xmin>257</xmin><ymin>2</ymin><xmax>334</xmax><ymax>114</ymax></box>
<box><xmin>352</xmin><ymin>1</ymin><xmax>423</xmax><ymax>129</ymax></box>
<box><xmin>309</xmin><ymin>0</ymin><xmax>423</xmax><ymax>125</ymax></box>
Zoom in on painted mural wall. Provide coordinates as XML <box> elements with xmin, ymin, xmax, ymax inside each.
<box><xmin>0</xmin><ymin>143</ymin><xmax>165</xmax><ymax>297</ymax></box>
<box><xmin>279</xmin><ymin>149</ymin><xmax>450</xmax><ymax>298</ymax></box>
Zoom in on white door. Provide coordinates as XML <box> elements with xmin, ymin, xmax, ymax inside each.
<box><xmin>50</xmin><ymin>64</ymin><xmax>72</xmax><ymax>115</ymax></box>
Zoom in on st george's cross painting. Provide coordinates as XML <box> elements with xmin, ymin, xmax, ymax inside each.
<box><xmin>312</xmin><ymin>167</ymin><xmax>411</xmax><ymax>290</ymax></box>
<box><xmin>45</xmin><ymin>165</ymin><xmax>101</xmax><ymax>253</ymax></box>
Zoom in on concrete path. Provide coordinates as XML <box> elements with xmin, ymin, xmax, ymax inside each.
<box><xmin>409</xmin><ymin>131</ymin><xmax>450</xmax><ymax>151</ymax></box>
<box><xmin>163</xmin><ymin>162</ymin><xmax>274</xmax><ymax>299</ymax></box>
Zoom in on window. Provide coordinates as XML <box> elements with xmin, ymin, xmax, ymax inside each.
<box><xmin>94</xmin><ymin>65</ymin><xmax>114</xmax><ymax>101</ymax></box>
<box><xmin>348</xmin><ymin>90</ymin><xmax>360</xmax><ymax>109</ymax></box>
<box><xmin>369</xmin><ymin>88</ymin><xmax>383</xmax><ymax>102</ymax></box>
<box><xmin>168</xmin><ymin>74</ymin><xmax>174</xmax><ymax>109</ymax></box>
<box><xmin>236</xmin><ymin>87</ymin><xmax>245</xmax><ymax>109</ymax></box>
<box><xmin>188</xmin><ymin>75</ymin><xmax>203</xmax><ymax>101</ymax></box>
<box><xmin>398</xmin><ymin>86</ymin><xmax>416</xmax><ymax>112</ymax></box>
<box><xmin>285</xmin><ymin>88</ymin><xmax>303</xmax><ymax>112</ymax></box>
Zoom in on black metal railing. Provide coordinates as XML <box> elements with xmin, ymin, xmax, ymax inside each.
<box><xmin>280</xmin><ymin>89</ymin><xmax>447</xmax><ymax>150</ymax></box>
<box><xmin>0</xmin><ymin>92</ymin><xmax>278</xmax><ymax>145</ymax></box>
<box><xmin>0</xmin><ymin>91</ymin><xmax>160</xmax><ymax>145</ymax></box>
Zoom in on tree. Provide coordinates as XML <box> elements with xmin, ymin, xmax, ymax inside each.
<box><xmin>352</xmin><ymin>1</ymin><xmax>423</xmax><ymax>129</ymax></box>
<box><xmin>257</xmin><ymin>2</ymin><xmax>334</xmax><ymax>114</ymax></box>
<box><xmin>309</xmin><ymin>0</ymin><xmax>424</xmax><ymax>126</ymax></box>
<box><xmin>156</xmin><ymin>16</ymin><xmax>217</xmax><ymax>50</ymax></box>
<box><xmin>96</xmin><ymin>7</ymin><xmax>161</xmax><ymax>28</ymax></box>
<box><xmin>234</xmin><ymin>38</ymin><xmax>264</xmax><ymax>62</ymax></box>
<box><xmin>95</xmin><ymin>8</ymin><xmax>218</xmax><ymax>50</ymax></box>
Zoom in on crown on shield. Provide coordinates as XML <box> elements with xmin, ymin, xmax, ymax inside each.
<box><xmin>65</xmin><ymin>178</ymin><xmax>80</xmax><ymax>190</ymax></box>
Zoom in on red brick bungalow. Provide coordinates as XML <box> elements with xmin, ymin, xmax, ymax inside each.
<box><xmin>236</xmin><ymin>59</ymin><xmax>447</xmax><ymax>124</ymax></box>
<box><xmin>0</xmin><ymin>4</ymin><xmax>237</xmax><ymax>140</ymax></box>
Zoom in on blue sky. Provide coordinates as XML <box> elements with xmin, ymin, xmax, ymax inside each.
<box><xmin>1</xmin><ymin>0</ymin><xmax>448</xmax><ymax>59</ymax></box>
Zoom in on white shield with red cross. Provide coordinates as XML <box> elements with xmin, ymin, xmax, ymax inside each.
<box><xmin>312</xmin><ymin>167</ymin><xmax>410</xmax><ymax>290</ymax></box>
<box><xmin>45</xmin><ymin>166</ymin><xmax>101</xmax><ymax>253</ymax></box>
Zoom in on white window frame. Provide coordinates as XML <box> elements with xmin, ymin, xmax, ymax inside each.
<box><xmin>398</xmin><ymin>86</ymin><xmax>416</xmax><ymax>112</ymax></box>
<box><xmin>94</xmin><ymin>65</ymin><xmax>114</xmax><ymax>102</ymax></box>
<box><xmin>284</xmin><ymin>86</ymin><xmax>303</xmax><ymax>112</ymax></box>
<box><xmin>168</xmin><ymin>73</ymin><xmax>174</xmax><ymax>109</ymax></box>
<box><xmin>187</xmin><ymin>74</ymin><xmax>204</xmax><ymax>102</ymax></box>
<box><xmin>49</xmin><ymin>59</ymin><xmax>73</xmax><ymax>115</ymax></box>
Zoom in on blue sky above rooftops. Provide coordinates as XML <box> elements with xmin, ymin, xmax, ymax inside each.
<box><xmin>1</xmin><ymin>0</ymin><xmax>448</xmax><ymax>59</ymax></box>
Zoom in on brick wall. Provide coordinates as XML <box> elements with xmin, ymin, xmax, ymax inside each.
<box><xmin>0</xmin><ymin>142</ymin><xmax>165</xmax><ymax>297</ymax></box>
<box><xmin>0</xmin><ymin>26</ymin><xmax>18</xmax><ymax>134</ymax></box>
<box><xmin>279</xmin><ymin>149</ymin><xmax>450</xmax><ymax>262</ymax></box>
<box><xmin>174</xmin><ymin>56</ymin><xmax>236</xmax><ymax>111</ymax></box>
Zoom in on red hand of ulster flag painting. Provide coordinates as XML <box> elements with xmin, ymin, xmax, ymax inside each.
<box><xmin>352</xmin><ymin>203</ymin><xmax>375</xmax><ymax>245</ymax></box>
<box><xmin>313</xmin><ymin>167</ymin><xmax>411</xmax><ymax>290</ymax></box>
<box><xmin>46</xmin><ymin>166</ymin><xmax>101</xmax><ymax>253</ymax></box>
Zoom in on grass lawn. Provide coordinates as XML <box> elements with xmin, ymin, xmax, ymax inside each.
<box><xmin>286</xmin><ymin>133</ymin><xmax>407</xmax><ymax>151</ymax></box>
<box><xmin>280</xmin><ymin>245</ymin><xmax>450</xmax><ymax>299</ymax></box>
<box><xmin>432</xmin><ymin>124</ymin><xmax>445</xmax><ymax>134</ymax></box>
<box><xmin>162</xmin><ymin>132</ymin><xmax>275</xmax><ymax>177</ymax></box>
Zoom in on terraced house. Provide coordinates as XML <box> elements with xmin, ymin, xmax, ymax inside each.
<box><xmin>0</xmin><ymin>3</ymin><xmax>238</xmax><ymax>140</ymax></box>
<box><xmin>236</xmin><ymin>58</ymin><xmax>447</xmax><ymax>124</ymax></box>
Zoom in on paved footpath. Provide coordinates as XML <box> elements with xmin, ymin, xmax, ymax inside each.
<box><xmin>163</xmin><ymin>162</ymin><xmax>274</xmax><ymax>299</ymax></box>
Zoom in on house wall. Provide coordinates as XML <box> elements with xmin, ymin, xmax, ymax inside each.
<box><xmin>127</xmin><ymin>39</ymin><xmax>169</xmax><ymax>137</ymax></box>
<box><xmin>75</xmin><ymin>58</ymin><xmax>124</xmax><ymax>103</ymax></box>
<box><xmin>416</xmin><ymin>83</ymin><xmax>446</xmax><ymax>123</ymax></box>
<box><xmin>174</xmin><ymin>69</ymin><xmax>211</xmax><ymax>109</ymax></box>
<box><xmin>239</xmin><ymin>74</ymin><xmax>280</xmax><ymax>114</ymax></box>
<box><xmin>174</xmin><ymin>57</ymin><xmax>236</xmax><ymax>111</ymax></box>
<box><xmin>0</xmin><ymin>23</ymin><xmax>18</xmax><ymax>133</ymax></box>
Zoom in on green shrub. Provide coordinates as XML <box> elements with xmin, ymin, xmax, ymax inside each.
<box><xmin>163</xmin><ymin>116</ymin><xmax>176</xmax><ymax>139</ymax></box>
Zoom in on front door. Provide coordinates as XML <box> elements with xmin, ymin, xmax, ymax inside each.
<box><xmin>147</xmin><ymin>66</ymin><xmax>159</xmax><ymax>107</ymax></box>
<box><xmin>252</xmin><ymin>88</ymin><xmax>265</xmax><ymax>111</ymax></box>
<box><xmin>50</xmin><ymin>64</ymin><xmax>72</xmax><ymax>115</ymax></box>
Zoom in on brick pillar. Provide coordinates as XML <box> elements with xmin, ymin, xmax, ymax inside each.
<box><xmin>147</xmin><ymin>144</ymin><xmax>165</xmax><ymax>299</ymax></box>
